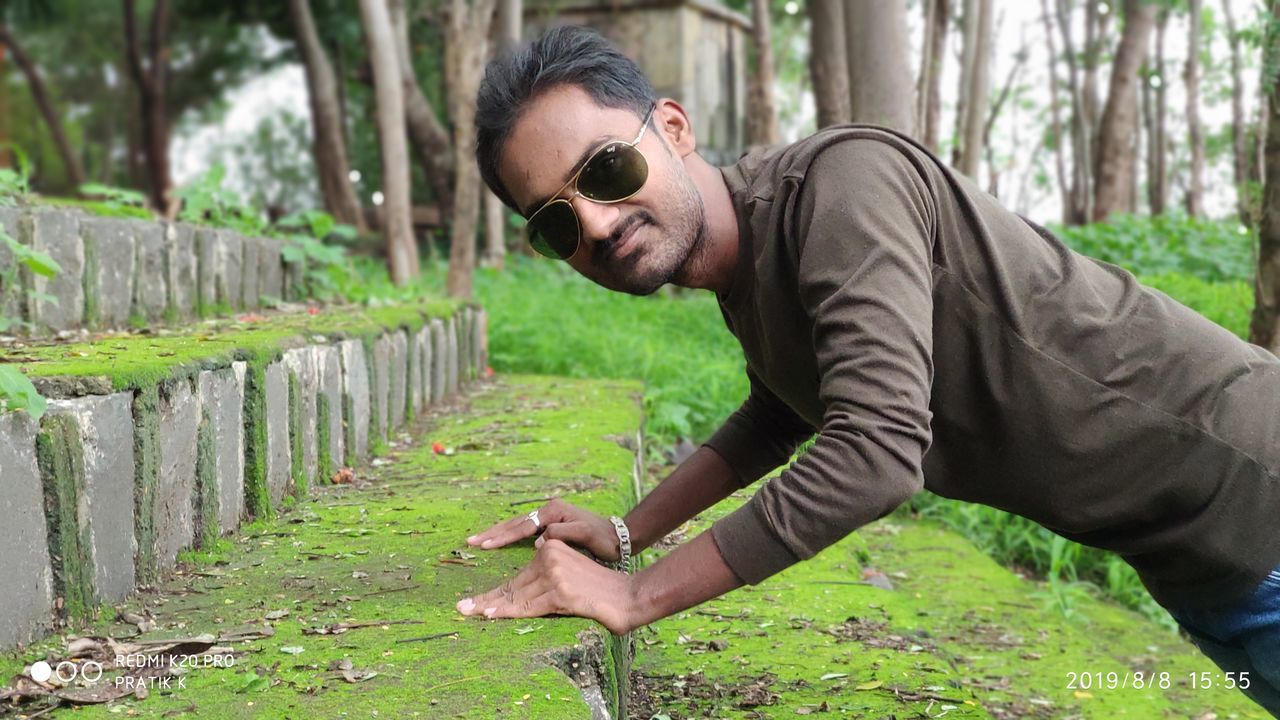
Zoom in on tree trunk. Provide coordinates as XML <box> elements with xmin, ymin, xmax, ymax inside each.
<box><xmin>746</xmin><ymin>0</ymin><xmax>780</xmax><ymax>146</ymax></box>
<box><xmin>1092</xmin><ymin>0</ymin><xmax>1156</xmax><ymax>223</ymax></box>
<box><xmin>481</xmin><ymin>0</ymin><xmax>521</xmax><ymax>270</ymax></box>
<box><xmin>1056</xmin><ymin>0</ymin><xmax>1092</xmax><ymax>224</ymax></box>
<box><xmin>0</xmin><ymin>24</ymin><xmax>85</xmax><ymax>190</ymax></box>
<box><xmin>1145</xmin><ymin>10</ymin><xmax>1168</xmax><ymax>215</ymax></box>
<box><xmin>807</xmin><ymin>0</ymin><xmax>850</xmax><ymax>128</ymax></box>
<box><xmin>287</xmin><ymin>0</ymin><xmax>367</xmax><ymax>233</ymax></box>
<box><xmin>1185</xmin><ymin>0</ymin><xmax>1205</xmax><ymax>217</ymax></box>
<box><xmin>1254</xmin><ymin>0</ymin><xmax>1280</xmax><ymax>352</ymax></box>
<box><xmin>1039</xmin><ymin>0</ymin><xmax>1070</xmax><ymax>217</ymax></box>
<box><xmin>444</xmin><ymin>0</ymin><xmax>496</xmax><ymax>299</ymax></box>
<box><xmin>919</xmin><ymin>0</ymin><xmax>949</xmax><ymax>151</ymax></box>
<box><xmin>957</xmin><ymin>0</ymin><xmax>992</xmax><ymax>178</ymax></box>
<box><xmin>123</xmin><ymin>0</ymin><xmax>173</xmax><ymax>213</ymax></box>
<box><xmin>359</xmin><ymin>0</ymin><xmax>419</xmax><ymax>285</ymax></box>
<box><xmin>389</xmin><ymin>0</ymin><xmax>455</xmax><ymax>216</ymax></box>
<box><xmin>844</xmin><ymin>0</ymin><xmax>914</xmax><ymax>134</ymax></box>
<box><xmin>1223</xmin><ymin>0</ymin><xmax>1250</xmax><ymax>225</ymax></box>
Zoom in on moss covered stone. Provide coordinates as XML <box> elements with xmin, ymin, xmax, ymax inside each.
<box><xmin>35</xmin><ymin>414</ymin><xmax>96</xmax><ymax>621</ymax></box>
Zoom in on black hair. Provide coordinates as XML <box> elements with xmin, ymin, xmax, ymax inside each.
<box><xmin>475</xmin><ymin>24</ymin><xmax>658</xmax><ymax>215</ymax></box>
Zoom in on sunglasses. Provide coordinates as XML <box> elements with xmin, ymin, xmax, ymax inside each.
<box><xmin>524</xmin><ymin>103</ymin><xmax>656</xmax><ymax>260</ymax></box>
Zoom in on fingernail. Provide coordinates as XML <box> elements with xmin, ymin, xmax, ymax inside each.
<box><xmin>481</xmin><ymin>539</ymin><xmax>494</xmax><ymax>549</ymax></box>
<box><xmin>466</xmin><ymin>535</ymin><xmax>478</xmax><ymax>543</ymax></box>
<box><xmin>535</xmin><ymin>537</ymin><xmax>544</xmax><ymax>548</ymax></box>
<box><xmin>457</xmin><ymin>598</ymin><xmax>475</xmax><ymax>614</ymax></box>
<box><xmin>483</xmin><ymin>607</ymin><xmax>496</xmax><ymax>618</ymax></box>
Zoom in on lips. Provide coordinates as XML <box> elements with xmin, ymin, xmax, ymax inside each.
<box><xmin>611</xmin><ymin>221</ymin><xmax>644</xmax><ymax>260</ymax></box>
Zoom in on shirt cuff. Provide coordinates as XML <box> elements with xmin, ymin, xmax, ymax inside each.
<box><xmin>709</xmin><ymin>494</ymin><xmax>801</xmax><ymax>585</ymax></box>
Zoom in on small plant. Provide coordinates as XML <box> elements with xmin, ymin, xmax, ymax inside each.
<box><xmin>0</xmin><ymin>214</ymin><xmax>59</xmax><ymax>420</ymax></box>
<box><xmin>0</xmin><ymin>365</ymin><xmax>46</xmax><ymax>420</ymax></box>
<box><xmin>274</xmin><ymin>209</ymin><xmax>358</xmax><ymax>301</ymax></box>
<box><xmin>76</xmin><ymin>182</ymin><xmax>151</xmax><ymax>219</ymax></box>
<box><xmin>176</xmin><ymin>164</ymin><xmax>268</xmax><ymax>236</ymax></box>
<box><xmin>0</xmin><ymin>143</ymin><xmax>31</xmax><ymax>201</ymax></box>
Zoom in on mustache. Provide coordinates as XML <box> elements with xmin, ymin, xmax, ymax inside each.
<box><xmin>599</xmin><ymin>211</ymin><xmax>654</xmax><ymax>259</ymax></box>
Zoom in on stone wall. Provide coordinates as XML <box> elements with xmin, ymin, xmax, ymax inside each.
<box><xmin>0</xmin><ymin>205</ymin><xmax>305</xmax><ymax>336</ymax></box>
<box><xmin>0</xmin><ymin>303</ymin><xmax>489</xmax><ymax>650</ymax></box>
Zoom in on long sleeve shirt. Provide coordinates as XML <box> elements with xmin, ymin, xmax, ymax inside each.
<box><xmin>704</xmin><ymin>125</ymin><xmax>1280</xmax><ymax>611</ymax></box>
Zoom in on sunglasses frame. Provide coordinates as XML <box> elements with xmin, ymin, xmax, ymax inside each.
<box><xmin>525</xmin><ymin>103</ymin><xmax>657</xmax><ymax>260</ymax></box>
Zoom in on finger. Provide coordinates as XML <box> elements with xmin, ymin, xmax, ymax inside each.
<box><xmin>467</xmin><ymin>513</ymin><xmax>541</xmax><ymax>549</ymax></box>
<box><xmin>480</xmin><ymin>590</ymin><xmax>561</xmax><ymax>621</ymax></box>
<box><xmin>535</xmin><ymin>521</ymin><xmax>612</xmax><ymax>558</ymax></box>
<box><xmin>456</xmin><ymin>563</ymin><xmax>547</xmax><ymax>615</ymax></box>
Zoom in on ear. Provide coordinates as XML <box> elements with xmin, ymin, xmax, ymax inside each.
<box><xmin>653</xmin><ymin>98</ymin><xmax>697</xmax><ymax>158</ymax></box>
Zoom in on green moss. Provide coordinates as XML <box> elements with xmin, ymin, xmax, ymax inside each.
<box><xmin>35</xmin><ymin>413</ymin><xmax>96</xmax><ymax>621</ymax></box>
<box><xmin>132</xmin><ymin>384</ymin><xmax>161</xmax><ymax>585</ymax></box>
<box><xmin>317</xmin><ymin>392</ymin><xmax>332</xmax><ymax>484</ymax></box>
<box><xmin>195</xmin><ymin>409</ymin><xmax>219</xmax><ymax>549</ymax></box>
<box><xmin>288</xmin><ymin>369</ymin><xmax>306</xmax><ymax>499</ymax></box>
<box><xmin>0</xmin><ymin>375</ymin><xmax>644</xmax><ymax>718</ymax></box>
<box><xmin>242</xmin><ymin>363</ymin><xmax>272</xmax><ymax>521</ymax></box>
<box><xmin>342</xmin><ymin>392</ymin><xmax>357</xmax><ymax>468</ymax></box>
<box><xmin>82</xmin><ymin>229</ymin><xmax>101</xmax><ymax>329</ymax></box>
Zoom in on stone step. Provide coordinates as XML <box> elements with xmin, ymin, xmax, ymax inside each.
<box><xmin>0</xmin><ymin>374</ymin><xmax>643</xmax><ymax>719</ymax></box>
<box><xmin>0</xmin><ymin>301</ymin><xmax>488</xmax><ymax>653</ymax></box>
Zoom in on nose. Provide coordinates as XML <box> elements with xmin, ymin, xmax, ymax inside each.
<box><xmin>570</xmin><ymin>194</ymin><xmax>623</xmax><ymax>248</ymax></box>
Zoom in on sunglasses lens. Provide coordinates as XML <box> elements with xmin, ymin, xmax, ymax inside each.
<box><xmin>578</xmin><ymin>143</ymin><xmax>648</xmax><ymax>202</ymax></box>
<box><xmin>527</xmin><ymin>201</ymin><xmax>579</xmax><ymax>259</ymax></box>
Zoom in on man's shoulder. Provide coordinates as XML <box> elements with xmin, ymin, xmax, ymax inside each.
<box><xmin>728</xmin><ymin>124</ymin><xmax>934</xmax><ymax>198</ymax></box>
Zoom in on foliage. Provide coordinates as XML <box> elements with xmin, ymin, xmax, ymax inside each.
<box><xmin>212</xmin><ymin>110</ymin><xmax>321</xmax><ymax>216</ymax></box>
<box><xmin>0</xmin><ymin>144</ymin><xmax>32</xmax><ymax>200</ymax></box>
<box><xmin>1050</xmin><ymin>212</ymin><xmax>1256</xmax><ymax>282</ymax></box>
<box><xmin>0</xmin><ymin>365</ymin><xmax>47</xmax><ymax>420</ymax></box>
<box><xmin>274</xmin><ymin>209</ymin><xmax>359</xmax><ymax>301</ymax></box>
<box><xmin>73</xmin><ymin>182</ymin><xmax>152</xmax><ymax>219</ymax></box>
<box><xmin>176</xmin><ymin>164</ymin><xmax>269</xmax><ymax>235</ymax></box>
<box><xmin>0</xmin><ymin>160</ymin><xmax>57</xmax><ymax>417</ymax></box>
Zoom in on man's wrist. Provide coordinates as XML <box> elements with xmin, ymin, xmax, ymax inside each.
<box><xmin>609</xmin><ymin>515</ymin><xmax>632</xmax><ymax>569</ymax></box>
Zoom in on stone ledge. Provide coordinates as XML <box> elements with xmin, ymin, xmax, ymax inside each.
<box><xmin>0</xmin><ymin>300</ymin><xmax>489</xmax><ymax>655</ymax></box>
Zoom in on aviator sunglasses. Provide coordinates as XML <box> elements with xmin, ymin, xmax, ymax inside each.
<box><xmin>524</xmin><ymin>103</ymin><xmax>656</xmax><ymax>260</ymax></box>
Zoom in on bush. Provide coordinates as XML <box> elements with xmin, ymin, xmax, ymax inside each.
<box><xmin>1050</xmin><ymin>212</ymin><xmax>1256</xmax><ymax>283</ymax></box>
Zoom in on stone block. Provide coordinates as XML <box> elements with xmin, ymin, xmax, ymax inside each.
<box><xmin>28</xmin><ymin>209</ymin><xmax>84</xmax><ymax>332</ymax></box>
<box><xmin>417</xmin><ymin>327</ymin><xmax>433</xmax><ymax>411</ymax></box>
<box><xmin>283</xmin><ymin>347</ymin><xmax>320</xmax><ymax>486</ymax></box>
<box><xmin>408</xmin><ymin>327</ymin><xmax>423</xmax><ymax>415</ymax></box>
<box><xmin>446</xmin><ymin>315</ymin><xmax>460</xmax><ymax>398</ymax></box>
<box><xmin>460</xmin><ymin>308</ymin><xmax>473</xmax><ymax>382</ymax></box>
<box><xmin>240</xmin><ymin>237</ymin><xmax>260</xmax><ymax>309</ymax></box>
<box><xmin>196</xmin><ymin>227</ymin><xmax>217</xmax><ymax>313</ymax></box>
<box><xmin>389</xmin><ymin>331</ymin><xmax>408</xmax><ymax>431</ymax></box>
<box><xmin>154</xmin><ymin>380</ymin><xmax>199</xmax><ymax>571</ymax></box>
<box><xmin>79</xmin><ymin>216</ymin><xmax>136</xmax><ymax>329</ymax></box>
<box><xmin>0</xmin><ymin>412</ymin><xmax>55</xmax><ymax>649</ymax></box>
<box><xmin>131</xmin><ymin>220</ymin><xmax>168</xmax><ymax>321</ymax></box>
<box><xmin>339</xmin><ymin>340</ymin><xmax>370</xmax><ymax>463</ymax></box>
<box><xmin>165</xmin><ymin>222</ymin><xmax>197</xmax><ymax>318</ymax></box>
<box><xmin>197</xmin><ymin>364</ymin><xmax>245</xmax><ymax>535</ymax></box>
<box><xmin>372</xmin><ymin>335</ymin><xmax>391</xmax><ymax>442</ymax></box>
<box><xmin>218</xmin><ymin>230</ymin><xmax>244</xmax><ymax>310</ymax></box>
<box><xmin>264</xmin><ymin>361</ymin><xmax>292</xmax><ymax>506</ymax></box>
<box><xmin>317</xmin><ymin>345</ymin><xmax>344</xmax><ymax>476</ymax></box>
<box><xmin>44</xmin><ymin>393</ymin><xmax>137</xmax><ymax>603</ymax></box>
<box><xmin>258</xmin><ymin>239</ymin><xmax>283</xmax><ymax>303</ymax></box>
<box><xmin>430</xmin><ymin>319</ymin><xmax>446</xmax><ymax>405</ymax></box>
<box><xmin>283</xmin><ymin>253</ymin><xmax>305</xmax><ymax>302</ymax></box>
<box><xmin>476</xmin><ymin>308</ymin><xmax>488</xmax><ymax>377</ymax></box>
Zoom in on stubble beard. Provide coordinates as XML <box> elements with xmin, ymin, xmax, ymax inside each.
<box><xmin>599</xmin><ymin>172</ymin><xmax>709</xmax><ymax>297</ymax></box>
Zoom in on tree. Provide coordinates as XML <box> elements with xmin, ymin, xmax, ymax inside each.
<box><xmin>1184</xmin><ymin>0</ymin><xmax>1205</xmax><ymax>217</ymax></box>
<box><xmin>390</xmin><ymin>0</ymin><xmax>454</xmax><ymax>215</ymax></box>
<box><xmin>288</xmin><ymin>0</ymin><xmax>366</xmax><ymax>232</ymax></box>
<box><xmin>1142</xmin><ymin>9</ymin><xmax>1168</xmax><ymax>215</ymax></box>
<box><xmin>444</xmin><ymin>0</ymin><xmax>495</xmax><ymax>298</ymax></box>
<box><xmin>807</xmin><ymin>0</ymin><xmax>849</xmax><ymax>128</ymax></box>
<box><xmin>123</xmin><ymin>0</ymin><xmax>174</xmax><ymax>212</ymax></box>
<box><xmin>745</xmin><ymin>0</ymin><xmax>780</xmax><ymax>146</ymax></box>
<box><xmin>359</xmin><ymin>0</ymin><xmax>418</xmax><ymax>285</ymax></box>
<box><xmin>954</xmin><ymin>0</ymin><xmax>992</xmax><ymax>178</ymax></box>
<box><xmin>1223</xmin><ymin>0</ymin><xmax>1250</xmax><ymax>224</ymax></box>
<box><xmin>481</xmin><ymin>0</ymin><xmax>520</xmax><ymax>270</ymax></box>
<box><xmin>844</xmin><ymin>0</ymin><xmax>914</xmax><ymax>134</ymax></box>
<box><xmin>1254</xmin><ymin>0</ymin><xmax>1280</xmax><ymax>353</ymax></box>
<box><xmin>0</xmin><ymin>14</ymin><xmax>85</xmax><ymax>190</ymax></box>
<box><xmin>918</xmin><ymin>0</ymin><xmax>949</xmax><ymax>151</ymax></box>
<box><xmin>1092</xmin><ymin>0</ymin><xmax>1156</xmax><ymax>222</ymax></box>
<box><xmin>1041</xmin><ymin>0</ymin><xmax>1071</xmax><ymax>216</ymax></box>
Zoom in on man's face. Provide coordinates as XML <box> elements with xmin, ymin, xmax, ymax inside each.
<box><xmin>498</xmin><ymin>84</ymin><xmax>707</xmax><ymax>295</ymax></box>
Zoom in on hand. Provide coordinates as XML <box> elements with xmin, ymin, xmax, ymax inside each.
<box><xmin>455</xmin><ymin>538</ymin><xmax>637</xmax><ymax>635</ymax></box>
<box><xmin>465</xmin><ymin>498</ymin><xmax>622</xmax><ymax>562</ymax></box>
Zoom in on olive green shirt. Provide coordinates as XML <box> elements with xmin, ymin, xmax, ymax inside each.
<box><xmin>704</xmin><ymin>124</ymin><xmax>1280</xmax><ymax>610</ymax></box>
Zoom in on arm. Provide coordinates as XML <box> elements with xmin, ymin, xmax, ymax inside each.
<box><xmin>626</xmin><ymin>368</ymin><xmax>815</xmax><ymax>551</ymax></box>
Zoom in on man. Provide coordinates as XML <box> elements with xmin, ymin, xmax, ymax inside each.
<box><xmin>454</xmin><ymin>25</ymin><xmax>1280</xmax><ymax>714</ymax></box>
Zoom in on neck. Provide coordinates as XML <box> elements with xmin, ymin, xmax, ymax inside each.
<box><xmin>675</xmin><ymin>153</ymin><xmax>739</xmax><ymax>296</ymax></box>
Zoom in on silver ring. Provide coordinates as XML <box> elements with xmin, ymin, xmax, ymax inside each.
<box><xmin>527</xmin><ymin>510</ymin><xmax>541</xmax><ymax>529</ymax></box>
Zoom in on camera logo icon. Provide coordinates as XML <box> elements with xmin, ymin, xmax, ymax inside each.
<box><xmin>29</xmin><ymin>659</ymin><xmax>104</xmax><ymax>684</ymax></box>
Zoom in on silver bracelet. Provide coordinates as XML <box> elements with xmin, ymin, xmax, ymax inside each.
<box><xmin>609</xmin><ymin>515</ymin><xmax>632</xmax><ymax>572</ymax></box>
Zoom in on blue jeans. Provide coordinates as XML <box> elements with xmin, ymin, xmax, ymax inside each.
<box><xmin>1167</xmin><ymin>564</ymin><xmax>1280</xmax><ymax>717</ymax></box>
